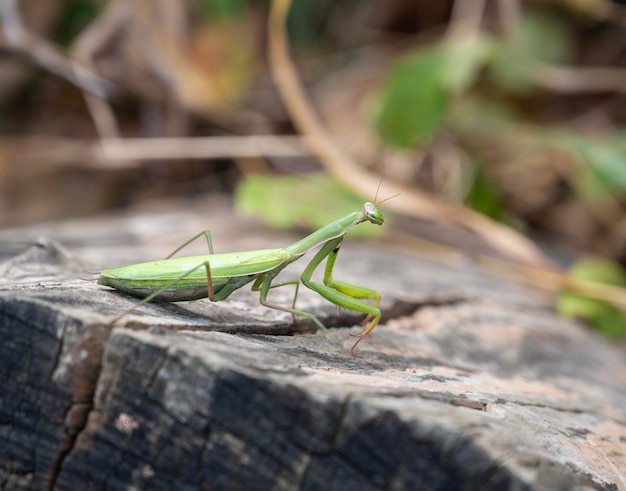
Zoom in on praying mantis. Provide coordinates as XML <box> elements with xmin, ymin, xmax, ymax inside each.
<box><xmin>98</xmin><ymin>201</ymin><xmax>386</xmax><ymax>355</ymax></box>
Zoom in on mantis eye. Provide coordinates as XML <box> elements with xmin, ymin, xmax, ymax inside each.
<box><xmin>362</xmin><ymin>202</ymin><xmax>384</xmax><ymax>225</ymax></box>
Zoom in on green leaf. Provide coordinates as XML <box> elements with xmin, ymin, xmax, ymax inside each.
<box><xmin>567</xmin><ymin>259</ymin><xmax>626</xmax><ymax>287</ymax></box>
<box><xmin>441</xmin><ymin>37</ymin><xmax>492</xmax><ymax>94</ymax></box>
<box><xmin>486</xmin><ymin>7</ymin><xmax>574</xmax><ymax>93</ymax></box>
<box><xmin>235</xmin><ymin>174</ymin><xmax>382</xmax><ymax>238</ymax></box>
<box><xmin>557</xmin><ymin>259</ymin><xmax>626</xmax><ymax>338</ymax></box>
<box><xmin>371</xmin><ymin>38</ymin><xmax>490</xmax><ymax>149</ymax></box>
<box><xmin>371</xmin><ymin>50</ymin><xmax>448</xmax><ymax>148</ymax></box>
<box><xmin>54</xmin><ymin>0</ymin><xmax>99</xmax><ymax>47</ymax></box>
<box><xmin>521</xmin><ymin>7</ymin><xmax>575</xmax><ymax>65</ymax></box>
<box><xmin>557</xmin><ymin>134</ymin><xmax>626</xmax><ymax>199</ymax></box>
<box><xmin>465</xmin><ymin>163</ymin><xmax>505</xmax><ymax>220</ymax></box>
<box><xmin>198</xmin><ymin>0</ymin><xmax>248</xmax><ymax>20</ymax></box>
<box><xmin>487</xmin><ymin>41</ymin><xmax>538</xmax><ymax>93</ymax></box>
<box><xmin>451</xmin><ymin>94</ymin><xmax>519</xmax><ymax>135</ymax></box>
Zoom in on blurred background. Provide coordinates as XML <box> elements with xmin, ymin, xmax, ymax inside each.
<box><xmin>3</xmin><ymin>0</ymin><xmax>626</xmax><ymax>336</ymax></box>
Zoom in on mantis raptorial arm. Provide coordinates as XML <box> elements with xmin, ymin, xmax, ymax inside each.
<box><xmin>300</xmin><ymin>238</ymin><xmax>381</xmax><ymax>355</ymax></box>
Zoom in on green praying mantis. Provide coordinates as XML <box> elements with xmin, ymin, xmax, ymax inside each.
<box><xmin>99</xmin><ymin>199</ymin><xmax>388</xmax><ymax>355</ymax></box>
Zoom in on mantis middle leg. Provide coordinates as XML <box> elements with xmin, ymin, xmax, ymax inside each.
<box><xmin>163</xmin><ymin>230</ymin><xmax>215</xmax><ymax>298</ymax></box>
<box><xmin>166</xmin><ymin>230</ymin><xmax>215</xmax><ymax>258</ymax></box>
<box><xmin>110</xmin><ymin>260</ymin><xmax>217</xmax><ymax>324</ymax></box>
<box><xmin>254</xmin><ymin>274</ymin><xmax>331</xmax><ymax>335</ymax></box>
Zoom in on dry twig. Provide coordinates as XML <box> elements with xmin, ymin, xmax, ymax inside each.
<box><xmin>0</xmin><ymin>0</ymin><xmax>115</xmax><ymax>99</ymax></box>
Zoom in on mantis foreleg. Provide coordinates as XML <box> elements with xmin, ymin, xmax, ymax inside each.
<box><xmin>301</xmin><ymin>238</ymin><xmax>381</xmax><ymax>355</ymax></box>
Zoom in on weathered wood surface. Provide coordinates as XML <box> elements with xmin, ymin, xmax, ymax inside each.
<box><xmin>1</xmin><ymin>198</ymin><xmax>625</xmax><ymax>491</ymax></box>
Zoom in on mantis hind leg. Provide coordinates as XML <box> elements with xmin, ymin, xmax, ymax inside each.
<box><xmin>166</xmin><ymin>230</ymin><xmax>215</xmax><ymax>258</ymax></box>
<box><xmin>301</xmin><ymin>238</ymin><xmax>381</xmax><ymax>356</ymax></box>
<box><xmin>110</xmin><ymin>260</ymin><xmax>216</xmax><ymax>324</ymax></box>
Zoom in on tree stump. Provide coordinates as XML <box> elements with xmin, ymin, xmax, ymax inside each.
<box><xmin>1</xmin><ymin>199</ymin><xmax>625</xmax><ymax>491</ymax></box>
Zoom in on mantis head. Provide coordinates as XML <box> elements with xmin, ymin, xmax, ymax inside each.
<box><xmin>362</xmin><ymin>202</ymin><xmax>384</xmax><ymax>225</ymax></box>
